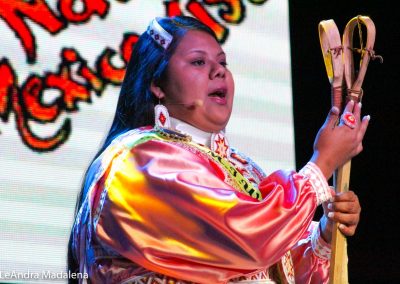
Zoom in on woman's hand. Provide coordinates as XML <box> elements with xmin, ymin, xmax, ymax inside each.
<box><xmin>310</xmin><ymin>100</ymin><xmax>370</xmax><ymax>179</ymax></box>
<box><xmin>319</xmin><ymin>191</ymin><xmax>361</xmax><ymax>243</ymax></box>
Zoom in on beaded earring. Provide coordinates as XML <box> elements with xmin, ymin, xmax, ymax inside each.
<box><xmin>154</xmin><ymin>99</ymin><xmax>171</xmax><ymax>128</ymax></box>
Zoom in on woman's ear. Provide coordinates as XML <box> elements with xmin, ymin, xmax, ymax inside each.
<box><xmin>150</xmin><ymin>80</ymin><xmax>165</xmax><ymax>100</ymax></box>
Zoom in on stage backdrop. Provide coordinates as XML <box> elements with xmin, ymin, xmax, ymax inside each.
<box><xmin>0</xmin><ymin>1</ymin><xmax>293</xmax><ymax>282</ymax></box>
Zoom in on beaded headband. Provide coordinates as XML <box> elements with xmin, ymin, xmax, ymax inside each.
<box><xmin>147</xmin><ymin>17</ymin><xmax>173</xmax><ymax>50</ymax></box>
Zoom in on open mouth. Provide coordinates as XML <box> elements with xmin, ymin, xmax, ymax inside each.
<box><xmin>208</xmin><ymin>88</ymin><xmax>227</xmax><ymax>98</ymax></box>
<box><xmin>208</xmin><ymin>88</ymin><xmax>228</xmax><ymax>105</ymax></box>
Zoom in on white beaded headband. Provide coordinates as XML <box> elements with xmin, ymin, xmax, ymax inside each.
<box><xmin>147</xmin><ymin>17</ymin><xmax>173</xmax><ymax>50</ymax></box>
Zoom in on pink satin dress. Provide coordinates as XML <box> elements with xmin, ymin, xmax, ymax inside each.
<box><xmin>71</xmin><ymin>123</ymin><xmax>332</xmax><ymax>284</ymax></box>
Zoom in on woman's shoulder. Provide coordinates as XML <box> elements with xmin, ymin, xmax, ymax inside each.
<box><xmin>91</xmin><ymin>127</ymin><xmax>160</xmax><ymax>170</ymax></box>
<box><xmin>112</xmin><ymin>126</ymin><xmax>192</xmax><ymax>150</ymax></box>
<box><xmin>112</xmin><ymin>126</ymin><xmax>158</xmax><ymax>149</ymax></box>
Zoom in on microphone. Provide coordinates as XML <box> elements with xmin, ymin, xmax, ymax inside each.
<box><xmin>165</xmin><ymin>99</ymin><xmax>203</xmax><ymax>109</ymax></box>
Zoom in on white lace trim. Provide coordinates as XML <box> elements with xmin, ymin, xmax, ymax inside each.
<box><xmin>299</xmin><ymin>162</ymin><xmax>332</xmax><ymax>205</ymax></box>
<box><xmin>311</xmin><ymin>223</ymin><xmax>331</xmax><ymax>260</ymax></box>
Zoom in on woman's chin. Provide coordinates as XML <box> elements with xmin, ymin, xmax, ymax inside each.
<box><xmin>205</xmin><ymin>117</ymin><xmax>230</xmax><ymax>132</ymax></box>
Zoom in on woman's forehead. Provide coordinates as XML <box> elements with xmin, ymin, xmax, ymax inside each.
<box><xmin>174</xmin><ymin>30</ymin><xmax>224</xmax><ymax>56</ymax></box>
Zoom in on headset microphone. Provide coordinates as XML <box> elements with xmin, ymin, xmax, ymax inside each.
<box><xmin>166</xmin><ymin>99</ymin><xmax>203</xmax><ymax>109</ymax></box>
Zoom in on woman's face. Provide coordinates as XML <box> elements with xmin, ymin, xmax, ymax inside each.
<box><xmin>154</xmin><ymin>30</ymin><xmax>235</xmax><ymax>133</ymax></box>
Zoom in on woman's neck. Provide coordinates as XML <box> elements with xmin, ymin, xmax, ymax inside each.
<box><xmin>169</xmin><ymin>117</ymin><xmax>216</xmax><ymax>147</ymax></box>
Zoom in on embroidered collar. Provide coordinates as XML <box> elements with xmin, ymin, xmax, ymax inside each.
<box><xmin>169</xmin><ymin>117</ymin><xmax>231</xmax><ymax>158</ymax></box>
<box><xmin>170</xmin><ymin>117</ymin><xmax>213</xmax><ymax>147</ymax></box>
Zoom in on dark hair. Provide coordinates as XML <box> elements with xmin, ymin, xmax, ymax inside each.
<box><xmin>67</xmin><ymin>16</ymin><xmax>216</xmax><ymax>282</ymax></box>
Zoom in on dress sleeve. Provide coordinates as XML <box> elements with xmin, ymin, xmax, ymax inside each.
<box><xmin>290</xmin><ymin>221</ymin><xmax>331</xmax><ymax>284</ymax></box>
<box><xmin>91</xmin><ymin>139</ymin><xmax>332</xmax><ymax>283</ymax></box>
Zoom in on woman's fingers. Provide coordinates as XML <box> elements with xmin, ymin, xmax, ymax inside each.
<box><xmin>338</xmin><ymin>222</ymin><xmax>357</xmax><ymax>236</ymax></box>
<box><xmin>326</xmin><ymin>191</ymin><xmax>361</xmax><ymax>237</ymax></box>
<box><xmin>359</xmin><ymin>115</ymin><xmax>371</xmax><ymax>138</ymax></box>
<box><xmin>352</xmin><ymin>100</ymin><xmax>361</xmax><ymax>122</ymax></box>
<box><xmin>333</xmin><ymin>190</ymin><xmax>359</xmax><ymax>203</ymax></box>
<box><xmin>343</xmin><ymin>99</ymin><xmax>355</xmax><ymax>113</ymax></box>
<box><xmin>327</xmin><ymin>211</ymin><xmax>359</xmax><ymax>236</ymax></box>
<box><xmin>325</xmin><ymin>105</ymin><xmax>340</xmax><ymax>129</ymax></box>
<box><xmin>329</xmin><ymin>211</ymin><xmax>360</xmax><ymax>225</ymax></box>
<box><xmin>329</xmin><ymin>192</ymin><xmax>361</xmax><ymax>214</ymax></box>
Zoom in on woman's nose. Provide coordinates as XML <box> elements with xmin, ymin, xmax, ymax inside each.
<box><xmin>210</xmin><ymin>62</ymin><xmax>225</xmax><ymax>79</ymax></box>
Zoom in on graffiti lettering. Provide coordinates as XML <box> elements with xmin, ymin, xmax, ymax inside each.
<box><xmin>0</xmin><ymin>58</ymin><xmax>71</xmax><ymax>150</ymax></box>
<box><xmin>0</xmin><ymin>59</ymin><xmax>16</xmax><ymax>122</ymax></box>
<box><xmin>97</xmin><ymin>33</ymin><xmax>139</xmax><ymax>85</ymax></box>
<box><xmin>164</xmin><ymin>0</ymin><xmax>182</xmax><ymax>17</ymax></box>
<box><xmin>58</xmin><ymin>0</ymin><xmax>109</xmax><ymax>23</ymax></box>
<box><xmin>0</xmin><ymin>0</ymin><xmax>129</xmax><ymax>64</ymax></box>
<box><xmin>0</xmin><ymin>33</ymin><xmax>138</xmax><ymax>151</ymax></box>
<box><xmin>202</xmin><ymin>0</ymin><xmax>245</xmax><ymax>24</ymax></box>
<box><xmin>63</xmin><ymin>49</ymin><xmax>105</xmax><ymax>95</ymax></box>
<box><xmin>22</xmin><ymin>75</ymin><xmax>60</xmax><ymax>122</ymax></box>
<box><xmin>164</xmin><ymin>0</ymin><xmax>228</xmax><ymax>43</ymax></box>
<box><xmin>186</xmin><ymin>0</ymin><xmax>229</xmax><ymax>43</ymax></box>
<box><xmin>164</xmin><ymin>0</ymin><xmax>268</xmax><ymax>43</ymax></box>
<box><xmin>248</xmin><ymin>0</ymin><xmax>268</xmax><ymax>4</ymax></box>
<box><xmin>0</xmin><ymin>0</ymin><xmax>65</xmax><ymax>64</ymax></box>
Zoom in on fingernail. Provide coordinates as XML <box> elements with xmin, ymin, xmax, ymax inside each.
<box><xmin>328</xmin><ymin>212</ymin><xmax>334</xmax><ymax>218</ymax></box>
<box><xmin>327</xmin><ymin>203</ymin><xmax>333</xmax><ymax>210</ymax></box>
<box><xmin>358</xmin><ymin>102</ymin><xmax>362</xmax><ymax>108</ymax></box>
<box><xmin>364</xmin><ymin>115</ymin><xmax>371</xmax><ymax>121</ymax></box>
<box><xmin>338</xmin><ymin>223</ymin><xmax>345</xmax><ymax>230</ymax></box>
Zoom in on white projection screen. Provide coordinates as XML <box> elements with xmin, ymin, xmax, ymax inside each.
<box><xmin>0</xmin><ymin>1</ymin><xmax>293</xmax><ymax>283</ymax></box>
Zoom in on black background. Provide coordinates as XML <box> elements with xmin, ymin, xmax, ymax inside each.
<box><xmin>290</xmin><ymin>1</ymin><xmax>399</xmax><ymax>282</ymax></box>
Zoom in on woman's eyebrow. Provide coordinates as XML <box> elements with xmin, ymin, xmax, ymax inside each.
<box><xmin>185</xmin><ymin>50</ymin><xmax>226</xmax><ymax>57</ymax></box>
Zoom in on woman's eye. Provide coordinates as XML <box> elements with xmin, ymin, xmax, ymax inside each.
<box><xmin>192</xmin><ymin>59</ymin><xmax>205</xmax><ymax>66</ymax></box>
<box><xmin>220</xmin><ymin>61</ymin><xmax>228</xmax><ymax>67</ymax></box>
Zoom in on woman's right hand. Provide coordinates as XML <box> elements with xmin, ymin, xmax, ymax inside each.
<box><xmin>310</xmin><ymin>100</ymin><xmax>370</xmax><ymax>179</ymax></box>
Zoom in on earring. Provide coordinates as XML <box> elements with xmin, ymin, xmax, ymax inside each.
<box><xmin>154</xmin><ymin>99</ymin><xmax>171</xmax><ymax>128</ymax></box>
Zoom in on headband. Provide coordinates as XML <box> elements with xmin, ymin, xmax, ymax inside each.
<box><xmin>147</xmin><ymin>17</ymin><xmax>173</xmax><ymax>50</ymax></box>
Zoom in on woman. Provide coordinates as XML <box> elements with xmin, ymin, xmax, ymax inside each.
<box><xmin>68</xmin><ymin>16</ymin><xmax>368</xmax><ymax>283</ymax></box>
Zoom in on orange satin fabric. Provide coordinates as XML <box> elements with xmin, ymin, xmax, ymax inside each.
<box><xmin>72</xmin><ymin>127</ymin><xmax>330</xmax><ymax>283</ymax></box>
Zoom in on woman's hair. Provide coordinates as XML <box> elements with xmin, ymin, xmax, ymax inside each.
<box><xmin>67</xmin><ymin>16</ymin><xmax>216</xmax><ymax>281</ymax></box>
